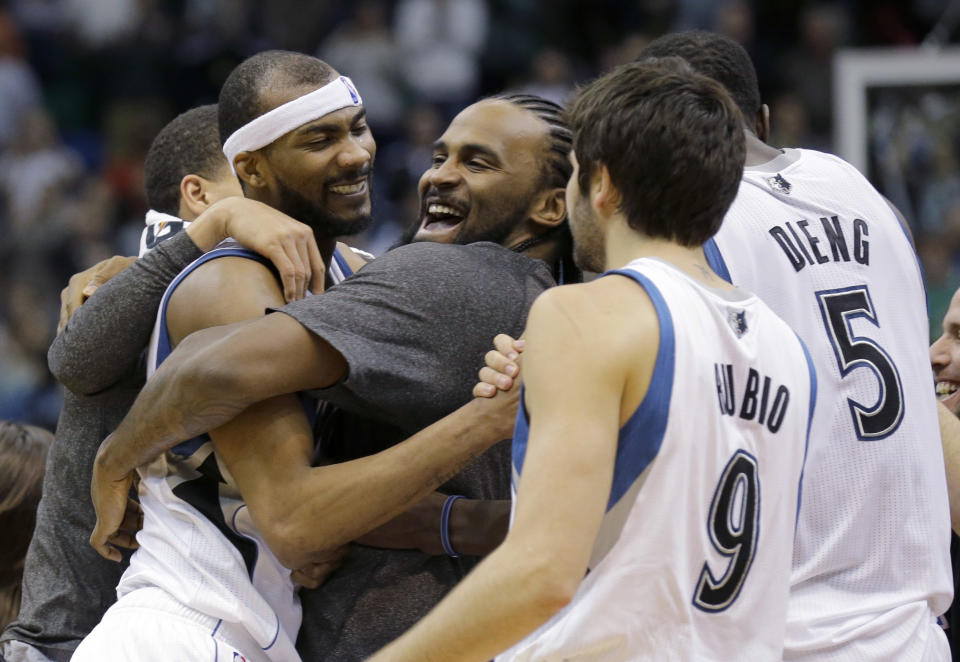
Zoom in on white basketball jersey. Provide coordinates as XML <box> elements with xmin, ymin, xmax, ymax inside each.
<box><xmin>705</xmin><ymin>148</ymin><xmax>952</xmax><ymax>661</ymax></box>
<box><xmin>499</xmin><ymin>258</ymin><xmax>814</xmax><ymax>662</ymax></box>
<box><xmin>119</xmin><ymin>240</ymin><xmax>356</xmax><ymax>662</ymax></box>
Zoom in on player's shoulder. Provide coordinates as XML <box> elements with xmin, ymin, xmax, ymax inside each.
<box><xmin>784</xmin><ymin>147</ymin><xmax>873</xmax><ymax>185</ymax></box>
<box><xmin>530</xmin><ymin>278</ymin><xmax>658</xmax><ymax>347</ymax></box>
<box><xmin>178</xmin><ymin>250</ymin><xmax>274</xmax><ymax>292</ymax></box>
<box><xmin>335</xmin><ymin>241</ymin><xmax>374</xmax><ymax>272</ymax></box>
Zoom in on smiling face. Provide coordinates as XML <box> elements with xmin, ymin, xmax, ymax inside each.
<box><xmin>410</xmin><ymin>99</ymin><xmax>548</xmax><ymax>246</ymax></box>
<box><xmin>254</xmin><ymin>83</ymin><xmax>376</xmax><ymax>237</ymax></box>
<box><xmin>931</xmin><ymin>288</ymin><xmax>960</xmax><ymax>413</ymax></box>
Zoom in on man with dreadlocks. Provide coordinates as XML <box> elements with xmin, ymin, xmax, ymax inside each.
<box><xmin>84</xmin><ymin>47</ymin><xmax>578</xmax><ymax>660</ymax></box>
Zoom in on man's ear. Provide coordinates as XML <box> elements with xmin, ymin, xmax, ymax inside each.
<box><xmin>178</xmin><ymin>174</ymin><xmax>209</xmax><ymax>218</ymax></box>
<box><xmin>593</xmin><ymin>164</ymin><xmax>621</xmax><ymax>217</ymax></box>
<box><xmin>756</xmin><ymin>104</ymin><xmax>770</xmax><ymax>143</ymax></box>
<box><xmin>528</xmin><ymin>187</ymin><xmax>567</xmax><ymax>230</ymax></box>
<box><xmin>234</xmin><ymin>152</ymin><xmax>269</xmax><ymax>191</ymax></box>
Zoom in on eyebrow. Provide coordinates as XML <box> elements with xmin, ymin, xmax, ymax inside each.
<box><xmin>432</xmin><ymin>140</ymin><xmax>502</xmax><ymax>163</ymax></box>
<box><xmin>296</xmin><ymin>108</ymin><xmax>367</xmax><ymax>137</ymax></box>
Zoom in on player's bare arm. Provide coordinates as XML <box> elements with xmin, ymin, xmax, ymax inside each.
<box><xmin>89</xmin><ymin>255</ymin><xmax>308</xmax><ymax>560</ymax></box>
<box><xmin>372</xmin><ymin>279</ymin><xmax>658</xmax><ymax>662</ymax></box>
<box><xmin>91</xmin><ymin>310</ymin><xmax>347</xmax><ymax>489</ymax></box>
<box><xmin>91</xmin><ymin>296</ymin><xmax>522</xmax><ymax>564</ymax></box>
<box><xmin>51</xmin><ymin>199</ymin><xmax>323</xmax><ymax>396</ymax></box>
<box><xmin>213</xmin><ymin>385</ymin><xmax>517</xmax><ymax>570</ymax></box>
<box><xmin>356</xmin><ymin>493</ymin><xmax>511</xmax><ymax>557</ymax></box>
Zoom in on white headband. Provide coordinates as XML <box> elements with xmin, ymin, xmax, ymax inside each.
<box><xmin>222</xmin><ymin>75</ymin><xmax>363</xmax><ymax>173</ymax></box>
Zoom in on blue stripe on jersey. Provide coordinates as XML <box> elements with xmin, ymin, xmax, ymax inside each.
<box><xmin>794</xmin><ymin>332</ymin><xmax>818</xmax><ymax>532</ymax></box>
<box><xmin>703</xmin><ymin>238</ymin><xmax>732</xmax><ymax>283</ymax></box>
<box><xmin>511</xmin><ymin>389</ymin><xmax>530</xmax><ymax>476</ymax></box>
<box><xmin>510</xmin><ymin>269</ymin><xmax>676</xmax><ymax>513</ymax></box>
<box><xmin>332</xmin><ymin>248</ymin><xmax>354</xmax><ymax>278</ymax></box>
<box><xmin>603</xmin><ymin>268</ymin><xmax>676</xmax><ymax>509</ymax></box>
<box><xmin>156</xmin><ymin>245</ymin><xmax>267</xmax><ymax>580</ymax></box>
<box><xmin>154</xmin><ymin>246</ymin><xmax>270</xmax><ymax>456</ymax></box>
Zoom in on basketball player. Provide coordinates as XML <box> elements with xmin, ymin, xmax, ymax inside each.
<box><xmin>372</xmin><ymin>57</ymin><xmax>815</xmax><ymax>662</ymax></box>
<box><xmin>931</xmin><ymin>291</ymin><xmax>960</xmax><ymax>532</ymax></box>
<box><xmin>932</xmin><ymin>288</ymin><xmax>960</xmax><ymax>417</ymax></box>
<box><xmin>642</xmin><ymin>31</ymin><xmax>952</xmax><ymax>661</ymax></box>
<box><xmin>930</xmin><ymin>290</ymin><xmax>960</xmax><ymax>655</ymax></box>
<box><xmin>82</xmin><ymin>53</ymin><xmax>576</xmax><ymax>660</ymax></box>
<box><xmin>72</xmin><ymin>54</ymin><xmax>376</xmax><ymax>662</ymax></box>
<box><xmin>0</xmin><ymin>105</ymin><xmax>323</xmax><ymax>662</ymax></box>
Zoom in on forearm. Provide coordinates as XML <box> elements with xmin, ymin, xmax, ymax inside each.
<box><xmin>371</xmin><ymin>539</ymin><xmax>572</xmax><ymax>662</ymax></box>
<box><xmin>356</xmin><ymin>494</ymin><xmax>510</xmax><ymax>557</ymax></box>
<box><xmin>96</xmin><ymin>312</ymin><xmax>348</xmax><ymax>483</ymax></box>
<box><xmin>937</xmin><ymin>400</ymin><xmax>960</xmax><ymax>533</ymax></box>
<box><xmin>49</xmin><ymin>231</ymin><xmax>202</xmax><ymax>394</ymax></box>
<box><xmin>94</xmin><ymin>325</ymin><xmax>253</xmax><ymax>478</ymax></box>
<box><xmin>283</xmin><ymin>398</ymin><xmax>512</xmax><ymax>565</ymax></box>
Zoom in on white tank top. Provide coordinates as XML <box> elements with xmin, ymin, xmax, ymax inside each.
<box><xmin>119</xmin><ymin>240</ymin><xmax>355</xmax><ymax>662</ymax></box>
<box><xmin>705</xmin><ymin>148</ymin><xmax>952</xmax><ymax>661</ymax></box>
<box><xmin>499</xmin><ymin>258</ymin><xmax>814</xmax><ymax>661</ymax></box>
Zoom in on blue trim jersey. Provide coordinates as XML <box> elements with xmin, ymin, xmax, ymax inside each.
<box><xmin>499</xmin><ymin>258</ymin><xmax>815</xmax><ymax>662</ymax></box>
<box><xmin>118</xmin><ymin>240</ymin><xmax>355</xmax><ymax>662</ymax></box>
<box><xmin>706</xmin><ymin>149</ymin><xmax>952</xmax><ymax>661</ymax></box>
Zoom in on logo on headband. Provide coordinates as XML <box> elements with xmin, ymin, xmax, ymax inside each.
<box><xmin>341</xmin><ymin>77</ymin><xmax>360</xmax><ymax>105</ymax></box>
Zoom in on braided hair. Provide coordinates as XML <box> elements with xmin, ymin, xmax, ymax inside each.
<box><xmin>491</xmin><ymin>93</ymin><xmax>582</xmax><ymax>283</ymax></box>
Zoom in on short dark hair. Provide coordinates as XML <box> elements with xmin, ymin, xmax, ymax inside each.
<box><xmin>491</xmin><ymin>93</ymin><xmax>581</xmax><ymax>283</ymax></box>
<box><xmin>144</xmin><ymin>105</ymin><xmax>225</xmax><ymax>216</ymax></box>
<box><xmin>567</xmin><ymin>58</ymin><xmax>745</xmax><ymax>247</ymax></box>
<box><xmin>640</xmin><ymin>31</ymin><xmax>761</xmax><ymax>126</ymax></box>
<box><xmin>218</xmin><ymin>50</ymin><xmax>338</xmax><ymax>146</ymax></box>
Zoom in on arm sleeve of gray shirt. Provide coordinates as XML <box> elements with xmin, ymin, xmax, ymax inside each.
<box><xmin>277</xmin><ymin>242</ymin><xmax>554</xmax><ymax>435</ymax></box>
<box><xmin>48</xmin><ymin>231</ymin><xmax>203</xmax><ymax>395</ymax></box>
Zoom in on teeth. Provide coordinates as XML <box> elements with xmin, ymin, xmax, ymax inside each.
<box><xmin>330</xmin><ymin>182</ymin><xmax>365</xmax><ymax>194</ymax></box>
<box><xmin>428</xmin><ymin>204</ymin><xmax>462</xmax><ymax>218</ymax></box>
<box><xmin>937</xmin><ymin>382</ymin><xmax>958</xmax><ymax>397</ymax></box>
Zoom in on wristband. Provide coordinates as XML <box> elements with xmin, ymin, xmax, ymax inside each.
<box><xmin>440</xmin><ymin>494</ymin><xmax>465</xmax><ymax>558</ymax></box>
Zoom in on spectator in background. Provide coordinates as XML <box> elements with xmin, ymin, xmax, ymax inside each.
<box><xmin>395</xmin><ymin>0</ymin><xmax>488</xmax><ymax>116</ymax></box>
<box><xmin>0</xmin><ymin>9</ymin><xmax>40</xmax><ymax>151</ymax></box>
<box><xmin>375</xmin><ymin>103</ymin><xmax>444</xmax><ymax>251</ymax></box>
<box><xmin>920</xmin><ymin>141</ymin><xmax>960</xmax><ymax>235</ymax></box>
<box><xmin>320</xmin><ymin>0</ymin><xmax>403</xmax><ymax>140</ymax></box>
<box><xmin>767</xmin><ymin>91</ymin><xmax>817</xmax><ymax>149</ymax></box>
<box><xmin>921</xmin><ymin>229</ymin><xmax>960</xmax><ymax>342</ymax></box>
<box><xmin>715</xmin><ymin>0</ymin><xmax>754</xmax><ymax>48</ymax></box>
<box><xmin>0</xmin><ymin>108</ymin><xmax>82</xmax><ymax>242</ymax></box>
<box><xmin>0</xmin><ymin>421</ymin><xmax>52</xmax><ymax>630</ymax></box>
<box><xmin>517</xmin><ymin>48</ymin><xmax>574</xmax><ymax>106</ymax></box>
<box><xmin>779</xmin><ymin>4</ymin><xmax>849</xmax><ymax>146</ymax></box>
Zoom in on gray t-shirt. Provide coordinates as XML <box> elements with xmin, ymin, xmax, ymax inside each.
<box><xmin>1</xmin><ymin>232</ymin><xmax>202</xmax><ymax>661</ymax></box>
<box><xmin>279</xmin><ymin>241</ymin><xmax>554</xmax><ymax>661</ymax></box>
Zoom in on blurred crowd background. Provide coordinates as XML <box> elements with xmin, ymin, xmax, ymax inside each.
<box><xmin>0</xmin><ymin>0</ymin><xmax>955</xmax><ymax>430</ymax></box>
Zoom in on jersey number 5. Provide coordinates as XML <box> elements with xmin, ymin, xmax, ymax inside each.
<box><xmin>693</xmin><ymin>450</ymin><xmax>760</xmax><ymax>613</ymax></box>
<box><xmin>816</xmin><ymin>285</ymin><xmax>904</xmax><ymax>440</ymax></box>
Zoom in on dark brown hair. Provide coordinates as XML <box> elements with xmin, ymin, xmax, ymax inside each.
<box><xmin>0</xmin><ymin>421</ymin><xmax>53</xmax><ymax>629</ymax></box>
<box><xmin>566</xmin><ymin>58</ymin><xmax>745</xmax><ymax>246</ymax></box>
